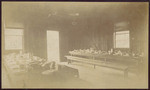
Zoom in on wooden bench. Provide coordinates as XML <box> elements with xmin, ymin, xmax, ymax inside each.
<box><xmin>65</xmin><ymin>56</ymin><xmax>130</xmax><ymax>78</ymax></box>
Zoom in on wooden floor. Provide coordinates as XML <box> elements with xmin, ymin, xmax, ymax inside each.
<box><xmin>60</xmin><ymin>62</ymin><xmax>148</xmax><ymax>89</ymax></box>
<box><xmin>2</xmin><ymin>61</ymin><xmax>148</xmax><ymax>89</ymax></box>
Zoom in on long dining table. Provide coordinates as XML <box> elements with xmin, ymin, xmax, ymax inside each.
<box><xmin>65</xmin><ymin>52</ymin><xmax>143</xmax><ymax>78</ymax></box>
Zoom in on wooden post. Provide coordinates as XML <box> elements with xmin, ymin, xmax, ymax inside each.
<box><xmin>104</xmin><ymin>58</ymin><xmax>107</xmax><ymax>64</ymax></box>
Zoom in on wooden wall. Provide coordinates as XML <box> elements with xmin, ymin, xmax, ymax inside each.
<box><xmin>23</xmin><ymin>13</ymin><xmax>114</xmax><ymax>61</ymax></box>
<box><xmin>68</xmin><ymin>15</ymin><xmax>114</xmax><ymax>52</ymax></box>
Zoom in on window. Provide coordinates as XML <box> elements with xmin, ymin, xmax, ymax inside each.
<box><xmin>114</xmin><ymin>31</ymin><xmax>130</xmax><ymax>48</ymax></box>
<box><xmin>5</xmin><ymin>29</ymin><xmax>23</xmax><ymax>50</ymax></box>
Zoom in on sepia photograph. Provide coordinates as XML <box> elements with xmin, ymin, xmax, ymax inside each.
<box><xmin>1</xmin><ymin>1</ymin><xmax>149</xmax><ymax>89</ymax></box>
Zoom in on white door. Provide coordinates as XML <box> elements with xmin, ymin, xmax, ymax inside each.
<box><xmin>47</xmin><ymin>30</ymin><xmax>60</xmax><ymax>62</ymax></box>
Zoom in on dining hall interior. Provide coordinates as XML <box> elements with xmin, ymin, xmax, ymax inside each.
<box><xmin>1</xmin><ymin>2</ymin><xmax>149</xmax><ymax>89</ymax></box>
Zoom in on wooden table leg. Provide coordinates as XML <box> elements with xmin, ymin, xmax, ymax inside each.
<box><xmin>68</xmin><ymin>60</ymin><xmax>71</xmax><ymax>64</ymax></box>
<box><xmin>124</xmin><ymin>68</ymin><xmax>128</xmax><ymax>79</ymax></box>
<box><xmin>94</xmin><ymin>65</ymin><xmax>96</xmax><ymax>69</ymax></box>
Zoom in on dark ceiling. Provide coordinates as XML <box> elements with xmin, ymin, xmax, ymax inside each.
<box><xmin>2</xmin><ymin>2</ymin><xmax>148</xmax><ymax>29</ymax></box>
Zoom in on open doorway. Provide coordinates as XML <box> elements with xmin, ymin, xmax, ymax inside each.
<box><xmin>47</xmin><ymin>30</ymin><xmax>60</xmax><ymax>62</ymax></box>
